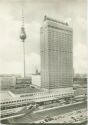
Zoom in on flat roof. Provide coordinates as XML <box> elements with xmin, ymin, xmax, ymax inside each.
<box><xmin>11</xmin><ymin>86</ymin><xmax>42</xmax><ymax>94</ymax></box>
<box><xmin>0</xmin><ymin>91</ymin><xmax>16</xmax><ymax>102</ymax></box>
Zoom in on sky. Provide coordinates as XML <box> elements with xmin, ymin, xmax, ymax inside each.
<box><xmin>0</xmin><ymin>0</ymin><xmax>87</xmax><ymax>76</ymax></box>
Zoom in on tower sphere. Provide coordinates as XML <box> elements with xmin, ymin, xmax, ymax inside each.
<box><xmin>20</xmin><ymin>27</ymin><xmax>26</xmax><ymax>41</ymax></box>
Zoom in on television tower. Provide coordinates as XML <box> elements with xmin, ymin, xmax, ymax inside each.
<box><xmin>20</xmin><ymin>9</ymin><xmax>26</xmax><ymax>77</ymax></box>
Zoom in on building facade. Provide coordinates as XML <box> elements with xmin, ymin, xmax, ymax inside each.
<box><xmin>0</xmin><ymin>75</ymin><xmax>32</xmax><ymax>90</ymax></box>
<box><xmin>15</xmin><ymin>77</ymin><xmax>32</xmax><ymax>89</ymax></box>
<box><xmin>73</xmin><ymin>74</ymin><xmax>87</xmax><ymax>88</ymax></box>
<box><xmin>0</xmin><ymin>75</ymin><xmax>16</xmax><ymax>90</ymax></box>
<box><xmin>40</xmin><ymin>16</ymin><xmax>73</xmax><ymax>89</ymax></box>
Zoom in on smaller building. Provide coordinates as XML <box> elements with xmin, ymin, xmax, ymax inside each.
<box><xmin>74</xmin><ymin>88</ymin><xmax>87</xmax><ymax>96</ymax></box>
<box><xmin>0</xmin><ymin>75</ymin><xmax>16</xmax><ymax>90</ymax></box>
<box><xmin>73</xmin><ymin>74</ymin><xmax>87</xmax><ymax>97</ymax></box>
<box><xmin>73</xmin><ymin>74</ymin><xmax>87</xmax><ymax>88</ymax></box>
<box><xmin>0</xmin><ymin>74</ymin><xmax>32</xmax><ymax>90</ymax></box>
<box><xmin>31</xmin><ymin>74</ymin><xmax>41</xmax><ymax>87</ymax></box>
<box><xmin>15</xmin><ymin>77</ymin><xmax>32</xmax><ymax>89</ymax></box>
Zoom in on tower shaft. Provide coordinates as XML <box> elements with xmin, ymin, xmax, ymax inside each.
<box><xmin>23</xmin><ymin>41</ymin><xmax>25</xmax><ymax>77</ymax></box>
<box><xmin>20</xmin><ymin>9</ymin><xmax>27</xmax><ymax>77</ymax></box>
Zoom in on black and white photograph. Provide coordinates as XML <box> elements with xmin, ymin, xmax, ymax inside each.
<box><xmin>0</xmin><ymin>0</ymin><xmax>87</xmax><ymax>124</ymax></box>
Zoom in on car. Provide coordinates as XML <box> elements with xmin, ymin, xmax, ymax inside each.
<box><xmin>44</xmin><ymin>116</ymin><xmax>54</xmax><ymax>122</ymax></box>
<box><xmin>40</xmin><ymin>121</ymin><xmax>45</xmax><ymax>123</ymax></box>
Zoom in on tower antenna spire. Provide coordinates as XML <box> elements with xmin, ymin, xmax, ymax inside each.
<box><xmin>22</xmin><ymin>8</ymin><xmax>24</xmax><ymax>27</ymax></box>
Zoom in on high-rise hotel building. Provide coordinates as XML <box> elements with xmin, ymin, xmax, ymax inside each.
<box><xmin>40</xmin><ymin>16</ymin><xmax>73</xmax><ymax>89</ymax></box>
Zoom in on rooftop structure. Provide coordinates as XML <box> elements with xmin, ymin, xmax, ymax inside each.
<box><xmin>44</xmin><ymin>15</ymin><xmax>69</xmax><ymax>26</ymax></box>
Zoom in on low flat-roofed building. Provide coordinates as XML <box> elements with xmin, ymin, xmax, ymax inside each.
<box><xmin>73</xmin><ymin>74</ymin><xmax>87</xmax><ymax>88</ymax></box>
<box><xmin>0</xmin><ymin>75</ymin><xmax>16</xmax><ymax>90</ymax></box>
<box><xmin>0</xmin><ymin>87</ymin><xmax>74</xmax><ymax>107</ymax></box>
<box><xmin>15</xmin><ymin>77</ymin><xmax>32</xmax><ymax>89</ymax></box>
<box><xmin>74</xmin><ymin>88</ymin><xmax>87</xmax><ymax>96</ymax></box>
<box><xmin>0</xmin><ymin>75</ymin><xmax>32</xmax><ymax>90</ymax></box>
<box><xmin>10</xmin><ymin>85</ymin><xmax>42</xmax><ymax>94</ymax></box>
